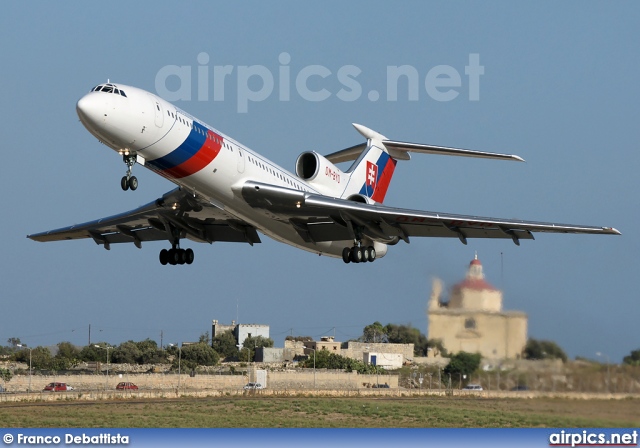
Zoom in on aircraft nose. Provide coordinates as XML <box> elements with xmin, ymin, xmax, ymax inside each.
<box><xmin>76</xmin><ymin>93</ymin><xmax>104</xmax><ymax>129</ymax></box>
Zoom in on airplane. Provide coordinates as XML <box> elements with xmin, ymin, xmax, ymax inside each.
<box><xmin>27</xmin><ymin>82</ymin><xmax>620</xmax><ymax>266</ymax></box>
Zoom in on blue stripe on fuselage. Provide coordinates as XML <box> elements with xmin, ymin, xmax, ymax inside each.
<box><xmin>147</xmin><ymin>123</ymin><xmax>208</xmax><ymax>171</ymax></box>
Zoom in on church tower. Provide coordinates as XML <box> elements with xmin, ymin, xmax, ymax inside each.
<box><xmin>427</xmin><ymin>255</ymin><xmax>528</xmax><ymax>360</ymax></box>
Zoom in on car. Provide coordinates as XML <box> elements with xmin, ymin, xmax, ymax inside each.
<box><xmin>462</xmin><ymin>384</ymin><xmax>483</xmax><ymax>391</ymax></box>
<box><xmin>243</xmin><ymin>382</ymin><xmax>264</xmax><ymax>390</ymax></box>
<box><xmin>116</xmin><ymin>382</ymin><xmax>138</xmax><ymax>390</ymax></box>
<box><xmin>43</xmin><ymin>382</ymin><xmax>73</xmax><ymax>392</ymax></box>
<box><xmin>511</xmin><ymin>385</ymin><xmax>529</xmax><ymax>391</ymax></box>
<box><xmin>372</xmin><ymin>383</ymin><xmax>390</xmax><ymax>388</ymax></box>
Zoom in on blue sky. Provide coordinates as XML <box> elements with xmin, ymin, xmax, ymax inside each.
<box><xmin>0</xmin><ymin>2</ymin><xmax>637</xmax><ymax>362</ymax></box>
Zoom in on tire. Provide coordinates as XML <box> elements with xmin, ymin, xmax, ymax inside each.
<box><xmin>350</xmin><ymin>247</ymin><xmax>362</xmax><ymax>263</ymax></box>
<box><xmin>185</xmin><ymin>248</ymin><xmax>194</xmax><ymax>265</ymax></box>
<box><xmin>367</xmin><ymin>246</ymin><xmax>376</xmax><ymax>262</ymax></box>
<box><xmin>168</xmin><ymin>249</ymin><xmax>178</xmax><ymax>265</ymax></box>
<box><xmin>342</xmin><ymin>247</ymin><xmax>351</xmax><ymax>264</ymax></box>
<box><xmin>121</xmin><ymin>176</ymin><xmax>129</xmax><ymax>191</ymax></box>
<box><xmin>159</xmin><ymin>249</ymin><xmax>168</xmax><ymax>265</ymax></box>
<box><xmin>178</xmin><ymin>249</ymin><xmax>186</xmax><ymax>265</ymax></box>
<box><xmin>128</xmin><ymin>176</ymin><xmax>138</xmax><ymax>191</ymax></box>
<box><xmin>360</xmin><ymin>247</ymin><xmax>369</xmax><ymax>262</ymax></box>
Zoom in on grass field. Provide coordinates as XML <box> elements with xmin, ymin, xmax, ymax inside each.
<box><xmin>1</xmin><ymin>396</ymin><xmax>638</xmax><ymax>427</ymax></box>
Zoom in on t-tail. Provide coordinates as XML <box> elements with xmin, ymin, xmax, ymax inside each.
<box><xmin>295</xmin><ymin>123</ymin><xmax>524</xmax><ymax>203</ymax></box>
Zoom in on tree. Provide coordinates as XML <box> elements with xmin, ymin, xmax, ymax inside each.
<box><xmin>361</xmin><ymin>322</ymin><xmax>388</xmax><ymax>343</ymax></box>
<box><xmin>241</xmin><ymin>336</ymin><xmax>274</xmax><ymax>362</ymax></box>
<box><xmin>360</xmin><ymin>322</ymin><xmax>433</xmax><ymax>356</ymax></box>
<box><xmin>15</xmin><ymin>346</ymin><xmax>53</xmax><ymax>370</ymax></box>
<box><xmin>523</xmin><ymin>339</ymin><xmax>567</xmax><ymax>363</ymax></box>
<box><xmin>79</xmin><ymin>343</ymin><xmax>111</xmax><ymax>363</ymax></box>
<box><xmin>443</xmin><ymin>351</ymin><xmax>481</xmax><ymax>385</ymax></box>
<box><xmin>111</xmin><ymin>341</ymin><xmax>142</xmax><ymax>364</ymax></box>
<box><xmin>426</xmin><ymin>339</ymin><xmax>448</xmax><ymax>358</ymax></box>
<box><xmin>212</xmin><ymin>331</ymin><xmax>240</xmax><ymax>360</ymax></box>
<box><xmin>135</xmin><ymin>339</ymin><xmax>165</xmax><ymax>364</ymax></box>
<box><xmin>300</xmin><ymin>349</ymin><xmax>379</xmax><ymax>374</ymax></box>
<box><xmin>199</xmin><ymin>331</ymin><xmax>210</xmax><ymax>345</ymax></box>
<box><xmin>623</xmin><ymin>349</ymin><xmax>640</xmax><ymax>366</ymax></box>
<box><xmin>7</xmin><ymin>337</ymin><xmax>21</xmax><ymax>348</ymax></box>
<box><xmin>180</xmin><ymin>343</ymin><xmax>220</xmax><ymax>369</ymax></box>
<box><xmin>385</xmin><ymin>323</ymin><xmax>430</xmax><ymax>356</ymax></box>
<box><xmin>0</xmin><ymin>368</ymin><xmax>12</xmax><ymax>383</ymax></box>
<box><xmin>56</xmin><ymin>342</ymin><xmax>80</xmax><ymax>361</ymax></box>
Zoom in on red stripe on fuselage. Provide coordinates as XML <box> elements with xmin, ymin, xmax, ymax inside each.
<box><xmin>162</xmin><ymin>130</ymin><xmax>222</xmax><ymax>179</ymax></box>
<box><xmin>371</xmin><ymin>158</ymin><xmax>396</xmax><ymax>203</ymax></box>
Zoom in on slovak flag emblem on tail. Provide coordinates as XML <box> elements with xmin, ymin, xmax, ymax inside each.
<box><xmin>365</xmin><ymin>161</ymin><xmax>378</xmax><ymax>196</ymax></box>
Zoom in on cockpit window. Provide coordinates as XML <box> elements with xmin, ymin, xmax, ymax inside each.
<box><xmin>91</xmin><ymin>83</ymin><xmax>126</xmax><ymax>97</ymax></box>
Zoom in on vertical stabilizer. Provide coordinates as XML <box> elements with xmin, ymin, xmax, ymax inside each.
<box><xmin>340</xmin><ymin>124</ymin><xmax>398</xmax><ymax>203</ymax></box>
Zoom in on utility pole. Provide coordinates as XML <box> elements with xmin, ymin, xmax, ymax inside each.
<box><xmin>160</xmin><ymin>330</ymin><xmax>163</xmax><ymax>350</ymax></box>
<box><xmin>88</xmin><ymin>324</ymin><xmax>91</xmax><ymax>346</ymax></box>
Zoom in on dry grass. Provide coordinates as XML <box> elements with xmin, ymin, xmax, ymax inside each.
<box><xmin>1</xmin><ymin>395</ymin><xmax>638</xmax><ymax>428</ymax></box>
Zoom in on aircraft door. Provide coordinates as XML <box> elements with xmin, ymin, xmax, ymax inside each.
<box><xmin>150</xmin><ymin>96</ymin><xmax>164</xmax><ymax>128</ymax></box>
<box><xmin>237</xmin><ymin>147</ymin><xmax>245</xmax><ymax>173</ymax></box>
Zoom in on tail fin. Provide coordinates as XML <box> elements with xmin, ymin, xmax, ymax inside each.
<box><xmin>342</xmin><ymin>140</ymin><xmax>398</xmax><ymax>203</ymax></box>
<box><xmin>331</xmin><ymin>124</ymin><xmax>398</xmax><ymax>203</ymax></box>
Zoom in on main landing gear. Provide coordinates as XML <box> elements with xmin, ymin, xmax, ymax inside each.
<box><xmin>120</xmin><ymin>153</ymin><xmax>138</xmax><ymax>191</ymax></box>
<box><xmin>159</xmin><ymin>246</ymin><xmax>195</xmax><ymax>266</ymax></box>
<box><xmin>342</xmin><ymin>245</ymin><xmax>376</xmax><ymax>264</ymax></box>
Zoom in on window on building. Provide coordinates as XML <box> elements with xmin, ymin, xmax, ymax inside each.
<box><xmin>464</xmin><ymin>318</ymin><xmax>476</xmax><ymax>330</ymax></box>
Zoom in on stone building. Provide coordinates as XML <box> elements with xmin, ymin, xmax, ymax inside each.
<box><xmin>211</xmin><ymin>319</ymin><xmax>270</xmax><ymax>345</ymax></box>
<box><xmin>427</xmin><ymin>255</ymin><xmax>527</xmax><ymax>359</ymax></box>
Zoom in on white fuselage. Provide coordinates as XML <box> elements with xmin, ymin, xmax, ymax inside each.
<box><xmin>76</xmin><ymin>83</ymin><xmax>366</xmax><ymax>258</ymax></box>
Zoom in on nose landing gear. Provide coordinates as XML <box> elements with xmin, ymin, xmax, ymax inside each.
<box><xmin>120</xmin><ymin>153</ymin><xmax>138</xmax><ymax>191</ymax></box>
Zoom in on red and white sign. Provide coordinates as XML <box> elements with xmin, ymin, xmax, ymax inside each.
<box><xmin>366</xmin><ymin>161</ymin><xmax>378</xmax><ymax>192</ymax></box>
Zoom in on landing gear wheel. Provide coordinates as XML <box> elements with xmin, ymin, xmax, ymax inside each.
<box><xmin>367</xmin><ymin>246</ymin><xmax>376</xmax><ymax>262</ymax></box>
<box><xmin>168</xmin><ymin>249</ymin><xmax>179</xmax><ymax>265</ymax></box>
<box><xmin>128</xmin><ymin>176</ymin><xmax>138</xmax><ymax>191</ymax></box>
<box><xmin>177</xmin><ymin>249</ymin><xmax>187</xmax><ymax>265</ymax></box>
<box><xmin>342</xmin><ymin>247</ymin><xmax>351</xmax><ymax>264</ymax></box>
<box><xmin>360</xmin><ymin>246</ymin><xmax>369</xmax><ymax>263</ymax></box>
<box><xmin>159</xmin><ymin>249</ymin><xmax>169</xmax><ymax>265</ymax></box>
<box><xmin>185</xmin><ymin>248</ymin><xmax>195</xmax><ymax>265</ymax></box>
<box><xmin>350</xmin><ymin>246</ymin><xmax>362</xmax><ymax>263</ymax></box>
<box><xmin>121</xmin><ymin>176</ymin><xmax>129</xmax><ymax>191</ymax></box>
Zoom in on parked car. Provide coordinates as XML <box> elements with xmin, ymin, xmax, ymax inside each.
<box><xmin>116</xmin><ymin>382</ymin><xmax>138</xmax><ymax>390</ymax></box>
<box><xmin>43</xmin><ymin>382</ymin><xmax>73</xmax><ymax>392</ymax></box>
<box><xmin>372</xmin><ymin>383</ymin><xmax>390</xmax><ymax>388</ymax></box>
<box><xmin>462</xmin><ymin>384</ymin><xmax>483</xmax><ymax>391</ymax></box>
<box><xmin>243</xmin><ymin>382</ymin><xmax>264</xmax><ymax>390</ymax></box>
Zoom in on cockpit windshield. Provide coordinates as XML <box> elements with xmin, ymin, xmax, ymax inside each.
<box><xmin>91</xmin><ymin>83</ymin><xmax>127</xmax><ymax>97</ymax></box>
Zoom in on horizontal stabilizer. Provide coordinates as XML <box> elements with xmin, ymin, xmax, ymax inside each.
<box><xmin>324</xmin><ymin>123</ymin><xmax>525</xmax><ymax>164</ymax></box>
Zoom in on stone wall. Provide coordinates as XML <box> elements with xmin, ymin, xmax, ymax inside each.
<box><xmin>3</xmin><ymin>370</ymin><xmax>398</xmax><ymax>393</ymax></box>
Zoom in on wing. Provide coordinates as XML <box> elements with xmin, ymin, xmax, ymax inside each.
<box><xmin>28</xmin><ymin>188</ymin><xmax>261</xmax><ymax>249</ymax></box>
<box><xmin>239</xmin><ymin>181</ymin><xmax>620</xmax><ymax>246</ymax></box>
